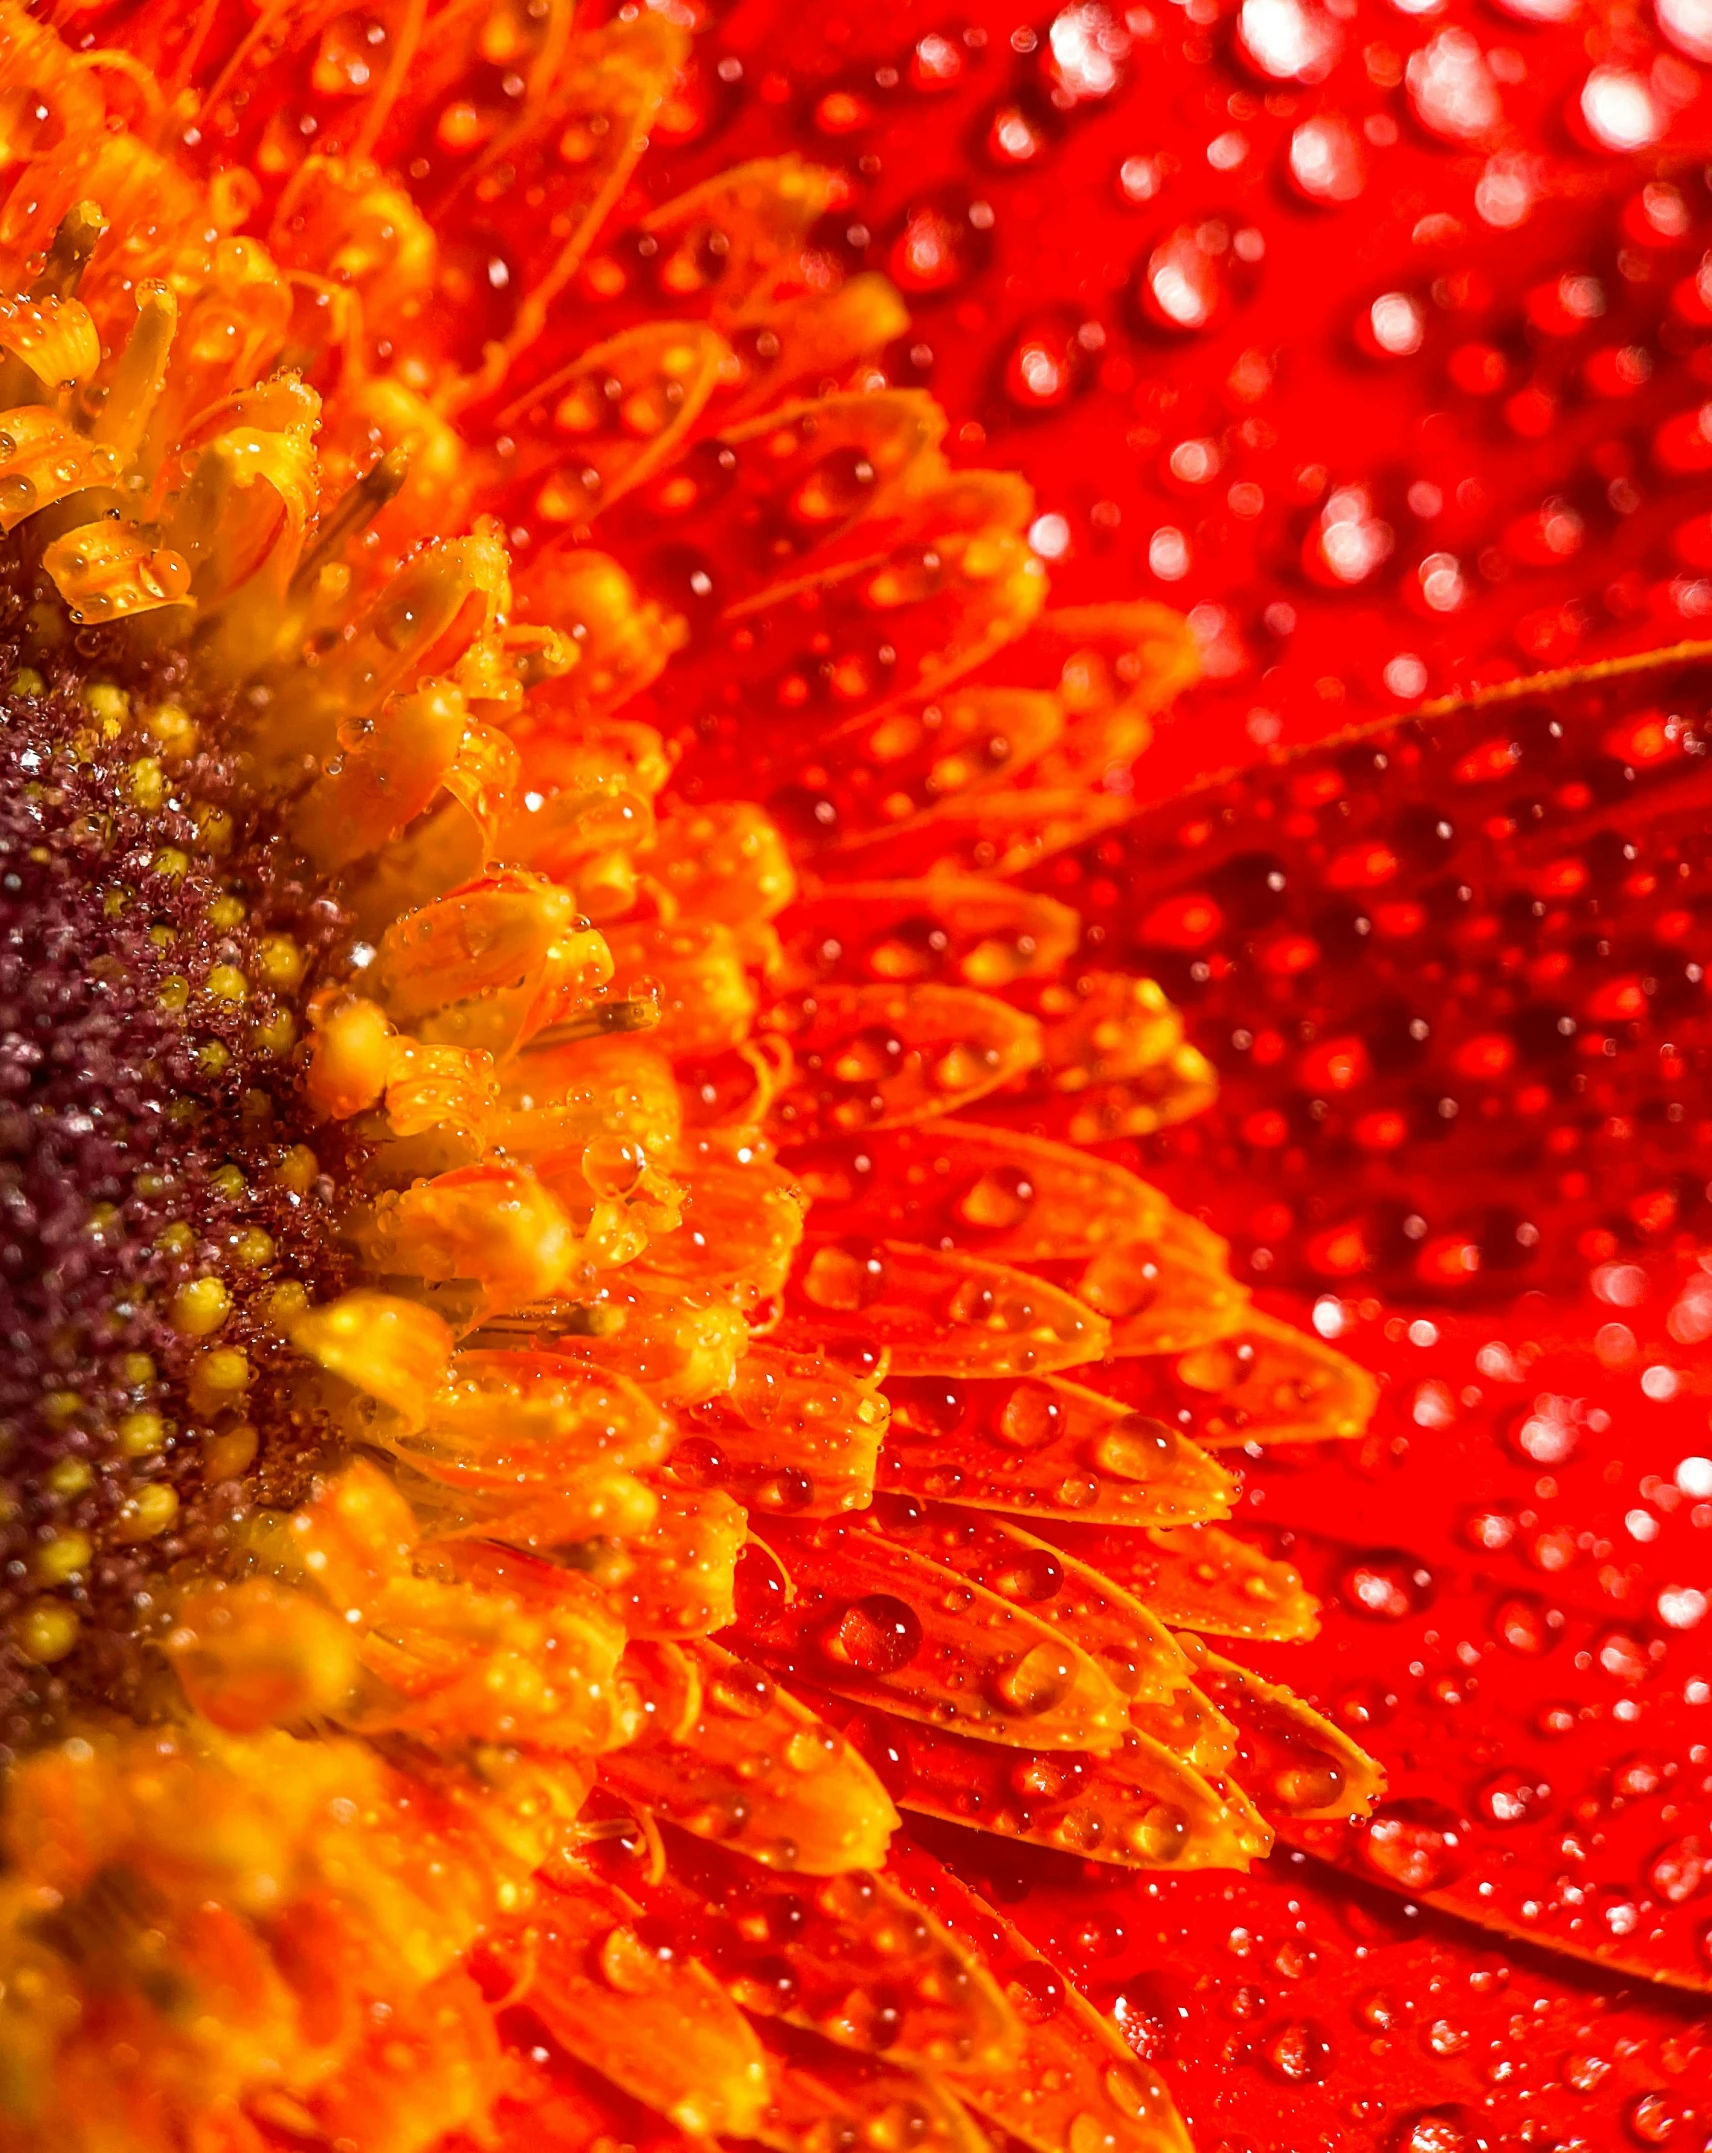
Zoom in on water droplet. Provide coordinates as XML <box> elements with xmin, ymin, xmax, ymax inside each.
<box><xmin>1658</xmin><ymin>0</ymin><xmax>1712</xmax><ymax>59</ymax></box>
<box><xmin>1288</xmin><ymin>113</ymin><xmax>1367</xmax><ymax>204</ymax></box>
<box><xmin>1263</xmin><ymin>2020</ymin><xmax>1330</xmax><ymax>2082</ymax></box>
<box><xmin>1407</xmin><ymin>29</ymin><xmax>1501</xmax><ymax>143</ymax></box>
<box><xmin>1628</xmin><ymin>2091</ymin><xmax>1687</xmax><ymax>2146</ymax></box>
<box><xmin>1306</xmin><ymin>485</ymin><xmax>1393</xmax><ymax>587</ymax></box>
<box><xmin>1361</xmin><ymin>1801</ymin><xmax>1466</xmax><ymax>1890</ymax></box>
<box><xmin>1394</xmin><ymin>2115</ymin><xmax>1470</xmax><ymax>2153</ymax></box>
<box><xmin>1337</xmin><ymin>1550</ymin><xmax>1431</xmax><ymax>1620</ymax></box>
<box><xmin>1140</xmin><ymin>226</ymin><xmax>1224</xmax><ymax>333</ymax></box>
<box><xmin>1648</xmin><ymin>1836</ymin><xmax>1708</xmax><ymax>1904</ymax></box>
<box><xmin>1365</xmin><ymin>291</ymin><xmax>1425</xmax><ymax>357</ymax></box>
<box><xmin>1581</xmin><ymin>67</ymin><xmax>1662</xmax><ymax>153</ymax></box>
<box><xmin>1128</xmin><ymin>1802</ymin><xmax>1190</xmax><ymax>1862</ymax></box>
<box><xmin>598</xmin><ymin>1924</ymin><xmax>668</xmax><ymax>1994</ymax></box>
<box><xmin>823</xmin><ymin>1594</ymin><xmax>923</xmax><ymax>1676</ymax></box>
<box><xmin>1237</xmin><ymin>0</ymin><xmax>1340</xmax><ymax>80</ymax></box>
<box><xmin>992</xmin><ymin>1640</ymin><xmax>1076</xmax><ymax>1715</ymax></box>
<box><xmin>997</xmin><ymin>1381</ymin><xmax>1066</xmax><ymax>1450</ymax></box>
<box><xmin>1476</xmin><ymin>1770</ymin><xmax>1548</xmax><ymax>1825</ymax></box>
<box><xmin>1046</xmin><ymin>3</ymin><xmax>1131</xmax><ymax>101</ymax></box>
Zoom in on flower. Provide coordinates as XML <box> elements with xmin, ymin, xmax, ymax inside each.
<box><xmin>0</xmin><ymin>5</ymin><xmax>1385</xmax><ymax>2150</ymax></box>
<box><xmin>0</xmin><ymin>2</ymin><xmax>1707</xmax><ymax>2152</ymax></box>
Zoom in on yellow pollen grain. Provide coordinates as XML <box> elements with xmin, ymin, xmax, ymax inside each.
<box><xmin>205</xmin><ymin>965</ymin><xmax>248</xmax><ymax>1003</ymax></box>
<box><xmin>155</xmin><ymin>1222</ymin><xmax>194</xmax><ymax>1257</ymax></box>
<box><xmin>127</xmin><ymin>756</ymin><xmax>165</xmax><ymax>811</ymax></box>
<box><xmin>40</xmin><ymin>1390</ymin><xmax>83</xmax><ymax>1427</ymax></box>
<box><xmin>158</xmin><ymin>976</ymin><xmax>189</xmax><ymax>1011</ymax></box>
<box><xmin>103</xmin><ymin>889</ymin><xmax>129</xmax><ymax>917</ymax></box>
<box><xmin>234</xmin><ymin>1228</ymin><xmax>275</xmax><ymax>1267</ymax></box>
<box><xmin>210</xmin><ymin>1164</ymin><xmax>247</xmax><ymax>1200</ymax></box>
<box><xmin>262</xmin><ymin>1282</ymin><xmax>311</xmax><ymax>1332</ymax></box>
<box><xmin>113</xmin><ymin>1485</ymin><xmax>179</xmax><ymax>1542</ymax></box>
<box><xmin>35</xmin><ymin>1531</ymin><xmax>91</xmax><ymax>1585</ymax></box>
<box><xmin>10</xmin><ymin>667</ymin><xmax>44</xmax><ymax>696</ymax></box>
<box><xmin>146</xmin><ymin>702</ymin><xmax>197</xmax><ymax>760</ymax></box>
<box><xmin>14</xmin><ymin>1603</ymin><xmax>79</xmax><ymax>1664</ymax></box>
<box><xmin>44</xmin><ymin>1459</ymin><xmax>93</xmax><ymax>1498</ymax></box>
<box><xmin>194</xmin><ymin>807</ymin><xmax>233</xmax><ymax>855</ymax></box>
<box><xmin>117</xmin><ymin>1409</ymin><xmax>168</xmax><ymax>1457</ymax></box>
<box><xmin>172</xmin><ymin>1277</ymin><xmax>232</xmax><ymax>1338</ymax></box>
<box><xmin>275</xmin><ymin>1146</ymin><xmax>320</xmax><ymax>1195</ymax></box>
<box><xmin>188</xmin><ymin>1348</ymin><xmax>251</xmax><ymax>1416</ymax></box>
<box><xmin>207</xmin><ymin>893</ymin><xmax>246</xmax><ymax>930</ymax></box>
<box><xmin>252</xmin><ymin>1011</ymin><xmax>296</xmax><ymax>1055</ymax></box>
<box><xmin>253</xmin><ymin>934</ymin><xmax>307</xmax><ymax>991</ymax></box>
<box><xmin>84</xmin><ymin>683</ymin><xmax>128</xmax><ymax>724</ymax></box>
<box><xmin>204</xmin><ymin>1423</ymin><xmax>259</xmax><ymax>1481</ymax></box>
<box><xmin>197</xmin><ymin>1039</ymin><xmax>231</xmax><ymax>1075</ymax></box>
<box><xmin>120</xmin><ymin>1353</ymin><xmax>156</xmax><ymax>1387</ymax></box>
<box><xmin>153</xmin><ymin>846</ymin><xmax>190</xmax><ymax>879</ymax></box>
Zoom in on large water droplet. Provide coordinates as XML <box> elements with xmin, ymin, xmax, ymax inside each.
<box><xmin>1361</xmin><ymin>1800</ymin><xmax>1466</xmax><ymax>1890</ymax></box>
<box><xmin>1407</xmin><ymin>29</ymin><xmax>1501</xmax><ymax>143</ymax></box>
<box><xmin>823</xmin><ymin>1594</ymin><xmax>923</xmax><ymax>1675</ymax></box>
<box><xmin>1140</xmin><ymin>226</ymin><xmax>1224</xmax><ymax>334</ymax></box>
<box><xmin>992</xmin><ymin>1640</ymin><xmax>1076</xmax><ymax>1715</ymax></box>
<box><xmin>1237</xmin><ymin>0</ymin><xmax>1340</xmax><ymax>81</ymax></box>
<box><xmin>1288</xmin><ymin>113</ymin><xmax>1367</xmax><ymax>204</ymax></box>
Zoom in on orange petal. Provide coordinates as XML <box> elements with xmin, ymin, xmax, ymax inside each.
<box><xmin>886</xmin><ymin>1843</ymin><xmax>1195</xmax><ymax>2153</ymax></box>
<box><xmin>1043</xmin><ymin>1521</ymin><xmax>1321</xmax><ymax>1644</ymax></box>
<box><xmin>42</xmin><ymin>517</ymin><xmax>191</xmax><ymax>625</ymax></box>
<box><xmin>787</xmin><ymin>1241</ymin><xmax>1108</xmax><ymax>1379</ymax></box>
<box><xmin>598</xmin><ymin>1639</ymin><xmax>899</xmax><ymax>1874</ymax></box>
<box><xmin>779</xmin><ymin>881</ymin><xmax>1078</xmax><ymax>994</ymax></box>
<box><xmin>639</xmin><ymin>158</ymin><xmax>841</xmax><ymax>319</ymax></box>
<box><xmin>844</xmin><ymin>1501</ymin><xmax>1190</xmax><ymax>1707</ymax></box>
<box><xmin>373</xmin><ymin>870</ymin><xmax>611</xmax><ymax>1056</ymax></box>
<box><xmin>288</xmin><ymin>1291</ymin><xmax>454</xmax><ymax>1429</ymax></box>
<box><xmin>738</xmin><ymin>1516</ymin><xmax>1130</xmax><ymax>1753</ymax></box>
<box><xmin>583</xmin><ymin>1820</ymin><xmax>1018</xmax><ymax>2071</ymax></box>
<box><xmin>882</xmin><ymin>1375</ymin><xmax>1236</xmax><ymax>1530</ymax></box>
<box><xmin>755</xmin><ymin>2019</ymin><xmax>991</xmax><ymax>2153</ymax></box>
<box><xmin>484</xmin><ymin>1872</ymin><xmax>770</xmax><ymax>2140</ymax></box>
<box><xmin>608</xmin><ymin>1487</ymin><xmax>746</xmax><ymax>1639</ymax></box>
<box><xmin>602</xmin><ymin>390</ymin><xmax>943</xmax><ymax>613</ymax></box>
<box><xmin>602</xmin><ymin>917</ymin><xmax>758</xmax><ymax>1057</ymax></box>
<box><xmin>719</xmin><ymin>272</ymin><xmax>909</xmax><ymax>419</ymax></box>
<box><xmin>349</xmin><ymin>1162</ymin><xmax>577</xmax><ymax>1312</ymax></box>
<box><xmin>1080</xmin><ymin>1308</ymin><xmax>1379</xmax><ymax>1446</ymax></box>
<box><xmin>766</xmin><ymin>684</ymin><xmax>1066</xmax><ymax>853</ymax></box>
<box><xmin>0</xmin><ymin>402</ymin><xmax>117</xmax><ymax>528</ymax></box>
<box><xmin>1052</xmin><ymin>1226</ymin><xmax>1250</xmax><ymax>1358</ymax></box>
<box><xmin>671</xmin><ymin>1340</ymin><xmax>888</xmax><ymax>1519</ymax></box>
<box><xmin>508</xmin><ymin>322</ymin><xmax>730</xmax><ymax>532</ymax></box>
<box><xmin>1183</xmin><ymin>1634</ymin><xmax>1384</xmax><ymax>1822</ymax></box>
<box><xmin>647</xmin><ymin>801</ymin><xmax>798</xmax><ymax>928</ymax></box>
<box><xmin>292</xmin><ymin>681</ymin><xmax>473</xmax><ymax>873</ymax></box>
<box><xmin>767</xmin><ymin>983</ymin><xmax>1041</xmax><ymax>1141</ymax></box>
<box><xmin>811</xmin><ymin>1690</ymin><xmax>1271</xmax><ymax>1871</ymax></box>
<box><xmin>791</xmin><ymin>1122</ymin><xmax>1168</xmax><ymax>1265</ymax></box>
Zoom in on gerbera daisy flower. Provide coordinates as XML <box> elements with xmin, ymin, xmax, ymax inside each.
<box><xmin>0</xmin><ymin>0</ymin><xmax>1705</xmax><ymax>2150</ymax></box>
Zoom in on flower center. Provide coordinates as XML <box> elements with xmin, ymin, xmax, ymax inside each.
<box><xmin>0</xmin><ymin>562</ymin><xmax>350</xmax><ymax>1707</ymax></box>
